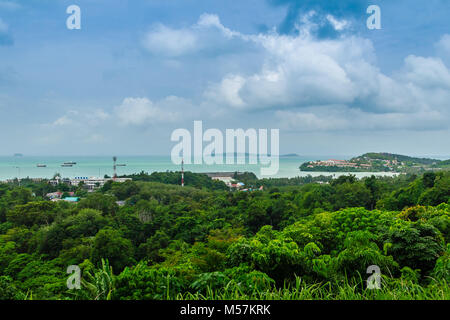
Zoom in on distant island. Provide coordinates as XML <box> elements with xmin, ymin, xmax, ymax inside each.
<box><xmin>300</xmin><ymin>152</ymin><xmax>450</xmax><ymax>173</ymax></box>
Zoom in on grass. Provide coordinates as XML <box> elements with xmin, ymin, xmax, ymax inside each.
<box><xmin>176</xmin><ymin>276</ymin><xmax>450</xmax><ymax>300</ymax></box>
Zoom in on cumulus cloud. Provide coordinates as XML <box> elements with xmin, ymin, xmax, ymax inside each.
<box><xmin>114</xmin><ymin>97</ymin><xmax>180</xmax><ymax>126</ymax></box>
<box><xmin>141</xmin><ymin>13</ymin><xmax>250</xmax><ymax>57</ymax></box>
<box><xmin>197</xmin><ymin>16</ymin><xmax>450</xmax><ymax>132</ymax></box>
<box><xmin>39</xmin><ymin>108</ymin><xmax>111</xmax><ymax>147</ymax></box>
<box><xmin>49</xmin><ymin>109</ymin><xmax>109</xmax><ymax>128</ymax></box>
<box><xmin>142</xmin><ymin>25</ymin><xmax>197</xmax><ymax>57</ymax></box>
<box><xmin>205</xmin><ymin>35</ymin><xmax>372</xmax><ymax>110</ymax></box>
<box><xmin>139</xmin><ymin>12</ymin><xmax>450</xmax><ymax>133</ymax></box>
<box><xmin>52</xmin><ymin>13</ymin><xmax>450</xmax><ymax>135</ymax></box>
<box><xmin>276</xmin><ymin>107</ymin><xmax>447</xmax><ymax>132</ymax></box>
<box><xmin>400</xmin><ymin>55</ymin><xmax>450</xmax><ymax>90</ymax></box>
<box><xmin>436</xmin><ymin>34</ymin><xmax>450</xmax><ymax>55</ymax></box>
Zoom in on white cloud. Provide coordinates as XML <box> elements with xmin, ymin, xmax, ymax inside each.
<box><xmin>142</xmin><ymin>25</ymin><xmax>197</xmax><ymax>57</ymax></box>
<box><xmin>205</xmin><ymin>74</ymin><xmax>247</xmax><ymax>108</ymax></box>
<box><xmin>400</xmin><ymin>55</ymin><xmax>450</xmax><ymax>89</ymax></box>
<box><xmin>141</xmin><ymin>14</ymin><xmax>248</xmax><ymax>57</ymax></box>
<box><xmin>205</xmin><ymin>34</ymin><xmax>372</xmax><ymax>110</ymax></box>
<box><xmin>50</xmin><ymin>109</ymin><xmax>109</xmax><ymax>128</ymax></box>
<box><xmin>114</xmin><ymin>97</ymin><xmax>180</xmax><ymax>126</ymax></box>
<box><xmin>198</xmin><ymin>20</ymin><xmax>450</xmax><ymax>131</ymax></box>
<box><xmin>276</xmin><ymin>107</ymin><xmax>447</xmax><ymax>132</ymax></box>
<box><xmin>55</xmin><ymin>14</ymin><xmax>450</xmax><ymax>134</ymax></box>
<box><xmin>40</xmin><ymin>109</ymin><xmax>111</xmax><ymax>147</ymax></box>
<box><xmin>196</xmin><ymin>13</ymin><xmax>243</xmax><ymax>39</ymax></box>
<box><xmin>139</xmin><ymin>9</ymin><xmax>450</xmax><ymax>133</ymax></box>
<box><xmin>436</xmin><ymin>34</ymin><xmax>450</xmax><ymax>55</ymax></box>
<box><xmin>90</xmin><ymin>109</ymin><xmax>110</xmax><ymax>124</ymax></box>
<box><xmin>52</xmin><ymin>115</ymin><xmax>73</xmax><ymax>126</ymax></box>
<box><xmin>326</xmin><ymin>14</ymin><xmax>349</xmax><ymax>31</ymax></box>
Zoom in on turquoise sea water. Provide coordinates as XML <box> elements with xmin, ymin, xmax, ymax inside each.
<box><xmin>0</xmin><ymin>155</ymin><xmax>422</xmax><ymax>181</ymax></box>
<box><xmin>1</xmin><ymin>155</ymin><xmax>306</xmax><ymax>180</ymax></box>
<box><xmin>7</xmin><ymin>155</ymin><xmax>445</xmax><ymax>180</ymax></box>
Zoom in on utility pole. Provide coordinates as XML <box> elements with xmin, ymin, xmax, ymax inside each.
<box><xmin>113</xmin><ymin>156</ymin><xmax>117</xmax><ymax>181</ymax></box>
<box><xmin>181</xmin><ymin>158</ymin><xmax>184</xmax><ymax>187</ymax></box>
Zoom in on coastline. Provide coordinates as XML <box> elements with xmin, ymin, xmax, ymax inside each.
<box><xmin>0</xmin><ymin>155</ymin><xmax>403</xmax><ymax>181</ymax></box>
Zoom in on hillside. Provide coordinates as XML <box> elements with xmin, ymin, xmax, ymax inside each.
<box><xmin>300</xmin><ymin>152</ymin><xmax>448</xmax><ymax>172</ymax></box>
<box><xmin>359</xmin><ymin>153</ymin><xmax>440</xmax><ymax>165</ymax></box>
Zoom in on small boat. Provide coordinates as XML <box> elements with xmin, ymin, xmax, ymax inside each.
<box><xmin>116</xmin><ymin>164</ymin><xmax>127</xmax><ymax>167</ymax></box>
<box><xmin>36</xmin><ymin>164</ymin><xmax>47</xmax><ymax>168</ymax></box>
<box><xmin>61</xmin><ymin>164</ymin><xmax>73</xmax><ymax>167</ymax></box>
<box><xmin>63</xmin><ymin>162</ymin><xmax>77</xmax><ymax>165</ymax></box>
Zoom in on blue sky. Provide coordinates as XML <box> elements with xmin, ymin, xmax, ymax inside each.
<box><xmin>0</xmin><ymin>0</ymin><xmax>449</xmax><ymax>157</ymax></box>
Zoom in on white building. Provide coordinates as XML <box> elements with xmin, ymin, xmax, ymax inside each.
<box><xmin>70</xmin><ymin>177</ymin><xmax>132</xmax><ymax>190</ymax></box>
<box><xmin>49</xmin><ymin>176</ymin><xmax>132</xmax><ymax>190</ymax></box>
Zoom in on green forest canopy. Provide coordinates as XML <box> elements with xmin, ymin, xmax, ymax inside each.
<box><xmin>0</xmin><ymin>171</ymin><xmax>449</xmax><ymax>300</ymax></box>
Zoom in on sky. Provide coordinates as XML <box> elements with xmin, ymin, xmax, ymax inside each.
<box><xmin>0</xmin><ymin>0</ymin><xmax>449</xmax><ymax>157</ymax></box>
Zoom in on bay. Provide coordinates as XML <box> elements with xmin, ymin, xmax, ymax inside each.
<box><xmin>0</xmin><ymin>155</ymin><xmax>414</xmax><ymax>181</ymax></box>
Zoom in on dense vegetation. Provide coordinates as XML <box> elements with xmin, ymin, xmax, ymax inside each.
<box><xmin>361</xmin><ymin>153</ymin><xmax>439</xmax><ymax>165</ymax></box>
<box><xmin>0</xmin><ymin>171</ymin><xmax>449</xmax><ymax>300</ymax></box>
<box><xmin>300</xmin><ymin>152</ymin><xmax>449</xmax><ymax>173</ymax></box>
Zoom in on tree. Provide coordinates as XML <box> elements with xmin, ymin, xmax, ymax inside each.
<box><xmin>334</xmin><ymin>231</ymin><xmax>398</xmax><ymax>279</ymax></box>
<box><xmin>418</xmin><ymin>174</ymin><xmax>450</xmax><ymax>206</ymax></box>
<box><xmin>423</xmin><ymin>172</ymin><xmax>436</xmax><ymax>189</ymax></box>
<box><xmin>365</xmin><ymin>175</ymin><xmax>381</xmax><ymax>210</ymax></box>
<box><xmin>6</xmin><ymin>201</ymin><xmax>56</xmax><ymax>227</ymax></box>
<box><xmin>299</xmin><ymin>184</ymin><xmax>334</xmax><ymax>214</ymax></box>
<box><xmin>0</xmin><ymin>276</ymin><xmax>20</xmax><ymax>300</ymax></box>
<box><xmin>137</xmin><ymin>230</ymin><xmax>170</xmax><ymax>263</ymax></box>
<box><xmin>244</xmin><ymin>199</ymin><xmax>271</xmax><ymax>233</ymax></box>
<box><xmin>386</xmin><ymin>221</ymin><xmax>444</xmax><ymax>276</ymax></box>
<box><xmin>78</xmin><ymin>193</ymin><xmax>119</xmax><ymax>216</ymax></box>
<box><xmin>113</xmin><ymin>263</ymin><xmax>189</xmax><ymax>300</ymax></box>
<box><xmin>333</xmin><ymin>182</ymin><xmax>371</xmax><ymax>210</ymax></box>
<box><xmin>91</xmin><ymin>228</ymin><xmax>135</xmax><ymax>272</ymax></box>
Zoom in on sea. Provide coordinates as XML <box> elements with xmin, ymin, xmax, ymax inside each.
<box><xmin>0</xmin><ymin>155</ymin><xmax>415</xmax><ymax>181</ymax></box>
